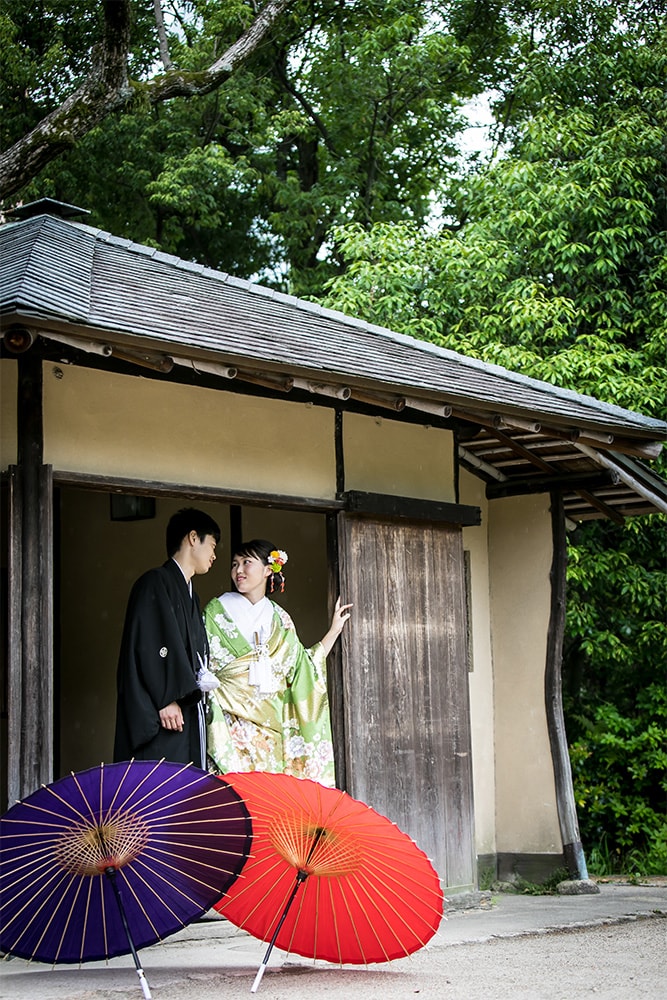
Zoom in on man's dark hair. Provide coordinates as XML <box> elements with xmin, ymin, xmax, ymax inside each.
<box><xmin>166</xmin><ymin>507</ymin><xmax>221</xmax><ymax>557</ymax></box>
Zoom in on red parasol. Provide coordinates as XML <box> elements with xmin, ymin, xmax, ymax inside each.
<box><xmin>214</xmin><ymin>771</ymin><xmax>443</xmax><ymax>991</ymax></box>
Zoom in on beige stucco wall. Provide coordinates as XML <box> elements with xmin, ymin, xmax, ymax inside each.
<box><xmin>343</xmin><ymin>412</ymin><xmax>455</xmax><ymax>501</ymax></box>
<box><xmin>42</xmin><ymin>363</ymin><xmax>336</xmax><ymax>498</ymax></box>
<box><xmin>0</xmin><ymin>359</ymin><xmax>17</xmax><ymax>470</ymax></box>
<box><xmin>488</xmin><ymin>493</ymin><xmax>562</xmax><ymax>855</ymax></box>
<box><xmin>460</xmin><ymin>468</ymin><xmax>496</xmax><ymax>858</ymax></box>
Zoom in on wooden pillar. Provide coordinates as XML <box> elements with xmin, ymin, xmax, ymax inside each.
<box><xmin>325</xmin><ymin>510</ymin><xmax>345</xmax><ymax>790</ymax></box>
<box><xmin>7</xmin><ymin>349</ymin><xmax>53</xmax><ymax>804</ymax></box>
<box><xmin>329</xmin><ymin>409</ymin><xmax>346</xmax><ymax>788</ymax></box>
<box><xmin>545</xmin><ymin>491</ymin><xmax>588</xmax><ymax>879</ymax></box>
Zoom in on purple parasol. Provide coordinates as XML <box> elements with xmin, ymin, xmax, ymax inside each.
<box><xmin>0</xmin><ymin>759</ymin><xmax>252</xmax><ymax>997</ymax></box>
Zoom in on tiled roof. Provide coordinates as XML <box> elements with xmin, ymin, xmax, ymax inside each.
<box><xmin>2</xmin><ymin>211</ymin><xmax>665</xmax><ymax>520</ymax></box>
<box><xmin>3</xmin><ymin>213</ymin><xmax>665</xmax><ymax>438</ymax></box>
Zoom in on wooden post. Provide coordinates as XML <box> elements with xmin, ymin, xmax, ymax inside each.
<box><xmin>7</xmin><ymin>350</ymin><xmax>53</xmax><ymax>804</ymax></box>
<box><xmin>326</xmin><ymin>511</ymin><xmax>346</xmax><ymax>790</ymax></box>
<box><xmin>330</xmin><ymin>409</ymin><xmax>346</xmax><ymax>787</ymax></box>
<box><xmin>545</xmin><ymin>491</ymin><xmax>588</xmax><ymax>879</ymax></box>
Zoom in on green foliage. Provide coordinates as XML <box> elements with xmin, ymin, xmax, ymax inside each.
<box><xmin>568</xmin><ymin>685</ymin><xmax>667</xmax><ymax>875</ymax></box>
<box><xmin>321</xmin><ymin>7</ymin><xmax>667</xmax><ymax>872</ymax></box>
<box><xmin>563</xmin><ymin>515</ymin><xmax>667</xmax><ymax>874</ymax></box>
<box><xmin>323</xmin><ymin>13</ymin><xmax>667</xmax><ymax>382</ymax></box>
<box><xmin>2</xmin><ymin>1</ymin><xmax>524</xmax><ymax>287</ymax></box>
<box><xmin>323</xmin><ymin>57</ymin><xmax>667</xmax><ymax>412</ymax></box>
<box><xmin>511</xmin><ymin>867</ymin><xmax>572</xmax><ymax>895</ymax></box>
<box><xmin>564</xmin><ymin>519</ymin><xmax>667</xmax><ymax>711</ymax></box>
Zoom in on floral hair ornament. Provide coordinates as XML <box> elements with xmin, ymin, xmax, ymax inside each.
<box><xmin>267</xmin><ymin>549</ymin><xmax>288</xmax><ymax>593</ymax></box>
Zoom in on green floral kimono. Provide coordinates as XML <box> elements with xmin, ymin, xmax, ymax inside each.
<box><xmin>204</xmin><ymin>598</ymin><xmax>335</xmax><ymax>786</ymax></box>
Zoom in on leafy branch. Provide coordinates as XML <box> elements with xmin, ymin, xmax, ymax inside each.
<box><xmin>0</xmin><ymin>0</ymin><xmax>292</xmax><ymax>201</ymax></box>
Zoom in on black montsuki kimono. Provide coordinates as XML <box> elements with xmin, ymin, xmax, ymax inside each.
<box><xmin>113</xmin><ymin>558</ymin><xmax>207</xmax><ymax>768</ymax></box>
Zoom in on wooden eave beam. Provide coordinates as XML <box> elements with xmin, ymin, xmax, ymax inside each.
<box><xmin>479</xmin><ymin>427</ymin><xmax>631</xmax><ymax>520</ymax></box>
<box><xmin>486</xmin><ymin>471</ymin><xmax>617</xmax><ymax>500</ymax></box>
<box><xmin>487</xmin><ymin>427</ymin><xmax>557</xmax><ymax>474</ymax></box>
<box><xmin>576</xmin><ymin>489</ymin><xmax>625</xmax><ymax>523</ymax></box>
<box><xmin>447</xmin><ymin>404</ymin><xmax>663</xmax><ymax>461</ymax></box>
<box><xmin>9</xmin><ymin>322</ymin><xmax>664</xmax><ymax>470</ymax></box>
<box><xmin>348</xmin><ymin>388</ymin><xmax>406</xmax><ymax>411</ymax></box>
<box><xmin>343</xmin><ymin>490</ymin><xmax>481</xmax><ymax>526</ymax></box>
<box><xmin>541</xmin><ymin>423</ymin><xmax>663</xmax><ymax>460</ymax></box>
<box><xmin>234</xmin><ymin>369</ymin><xmax>294</xmax><ymax>392</ymax></box>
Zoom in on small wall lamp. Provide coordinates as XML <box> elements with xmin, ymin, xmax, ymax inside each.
<box><xmin>109</xmin><ymin>495</ymin><xmax>156</xmax><ymax>522</ymax></box>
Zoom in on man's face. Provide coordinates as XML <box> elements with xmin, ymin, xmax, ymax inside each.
<box><xmin>191</xmin><ymin>533</ymin><xmax>217</xmax><ymax>575</ymax></box>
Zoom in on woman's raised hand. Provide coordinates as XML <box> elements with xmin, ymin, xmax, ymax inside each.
<box><xmin>331</xmin><ymin>596</ymin><xmax>353</xmax><ymax>634</ymax></box>
<box><xmin>320</xmin><ymin>597</ymin><xmax>353</xmax><ymax>656</ymax></box>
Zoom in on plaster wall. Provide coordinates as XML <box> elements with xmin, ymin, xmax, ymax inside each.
<box><xmin>488</xmin><ymin>494</ymin><xmax>562</xmax><ymax>855</ymax></box>
<box><xmin>42</xmin><ymin>364</ymin><xmax>336</xmax><ymax>498</ymax></box>
<box><xmin>0</xmin><ymin>360</ymin><xmax>17</xmax><ymax>469</ymax></box>
<box><xmin>460</xmin><ymin>468</ymin><xmax>496</xmax><ymax>858</ymax></box>
<box><xmin>343</xmin><ymin>412</ymin><xmax>455</xmax><ymax>501</ymax></box>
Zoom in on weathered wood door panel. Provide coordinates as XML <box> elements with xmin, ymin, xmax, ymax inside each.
<box><xmin>338</xmin><ymin>514</ymin><xmax>475</xmax><ymax>891</ymax></box>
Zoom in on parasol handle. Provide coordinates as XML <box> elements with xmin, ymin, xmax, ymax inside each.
<box><xmin>105</xmin><ymin>867</ymin><xmax>153</xmax><ymax>1000</ymax></box>
<box><xmin>250</xmin><ymin>869</ymin><xmax>308</xmax><ymax>993</ymax></box>
<box><xmin>250</xmin><ymin>962</ymin><xmax>267</xmax><ymax>993</ymax></box>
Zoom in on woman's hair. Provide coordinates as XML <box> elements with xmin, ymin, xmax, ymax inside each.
<box><xmin>234</xmin><ymin>538</ymin><xmax>286</xmax><ymax>593</ymax></box>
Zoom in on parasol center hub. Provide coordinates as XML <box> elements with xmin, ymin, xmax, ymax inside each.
<box><xmin>54</xmin><ymin>812</ymin><xmax>149</xmax><ymax>876</ymax></box>
<box><xmin>270</xmin><ymin>819</ymin><xmax>361</xmax><ymax>876</ymax></box>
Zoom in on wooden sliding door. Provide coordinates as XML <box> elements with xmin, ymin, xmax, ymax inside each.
<box><xmin>337</xmin><ymin>513</ymin><xmax>475</xmax><ymax>891</ymax></box>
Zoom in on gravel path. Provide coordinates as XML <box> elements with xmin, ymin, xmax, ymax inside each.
<box><xmin>3</xmin><ymin>914</ymin><xmax>665</xmax><ymax>1000</ymax></box>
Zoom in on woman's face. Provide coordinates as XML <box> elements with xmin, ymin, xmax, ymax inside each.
<box><xmin>231</xmin><ymin>552</ymin><xmax>272</xmax><ymax>600</ymax></box>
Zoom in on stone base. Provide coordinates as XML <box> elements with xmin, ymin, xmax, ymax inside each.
<box><xmin>557</xmin><ymin>878</ymin><xmax>601</xmax><ymax>895</ymax></box>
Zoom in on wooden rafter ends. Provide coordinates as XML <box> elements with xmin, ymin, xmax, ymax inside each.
<box><xmin>349</xmin><ymin>389</ymin><xmax>407</xmax><ymax>411</ymax></box>
<box><xmin>234</xmin><ymin>369</ymin><xmax>294</xmax><ymax>392</ymax></box>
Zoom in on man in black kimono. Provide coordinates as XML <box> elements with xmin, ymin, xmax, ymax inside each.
<box><xmin>113</xmin><ymin>507</ymin><xmax>221</xmax><ymax>768</ymax></box>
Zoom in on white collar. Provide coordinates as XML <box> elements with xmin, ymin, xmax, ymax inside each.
<box><xmin>172</xmin><ymin>557</ymin><xmax>192</xmax><ymax>596</ymax></box>
<box><xmin>220</xmin><ymin>592</ymin><xmax>273</xmax><ymax>643</ymax></box>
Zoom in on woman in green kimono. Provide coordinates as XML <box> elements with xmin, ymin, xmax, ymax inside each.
<box><xmin>204</xmin><ymin>539</ymin><xmax>351</xmax><ymax>787</ymax></box>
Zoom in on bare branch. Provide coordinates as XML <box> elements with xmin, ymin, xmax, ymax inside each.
<box><xmin>153</xmin><ymin>0</ymin><xmax>175</xmax><ymax>71</ymax></box>
<box><xmin>0</xmin><ymin>0</ymin><xmax>293</xmax><ymax>202</ymax></box>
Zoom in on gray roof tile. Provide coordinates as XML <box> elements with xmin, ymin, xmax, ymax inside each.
<box><xmin>2</xmin><ymin>212</ymin><xmax>666</xmax><ymax>442</ymax></box>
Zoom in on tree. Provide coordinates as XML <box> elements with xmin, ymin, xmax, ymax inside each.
<box><xmin>1</xmin><ymin>1</ymin><xmax>522</xmax><ymax>290</ymax></box>
<box><xmin>321</xmin><ymin>6</ymin><xmax>667</xmax><ymax>870</ymax></box>
<box><xmin>565</xmin><ymin>517</ymin><xmax>667</xmax><ymax>873</ymax></box>
<box><xmin>0</xmin><ymin>0</ymin><xmax>293</xmax><ymax>201</ymax></box>
<box><xmin>322</xmin><ymin>12</ymin><xmax>667</xmax><ymax>406</ymax></box>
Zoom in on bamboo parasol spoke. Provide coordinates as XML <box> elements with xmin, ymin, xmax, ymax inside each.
<box><xmin>1</xmin><ymin>761</ymin><xmax>252</xmax><ymax>1000</ymax></box>
<box><xmin>214</xmin><ymin>772</ymin><xmax>443</xmax><ymax>991</ymax></box>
